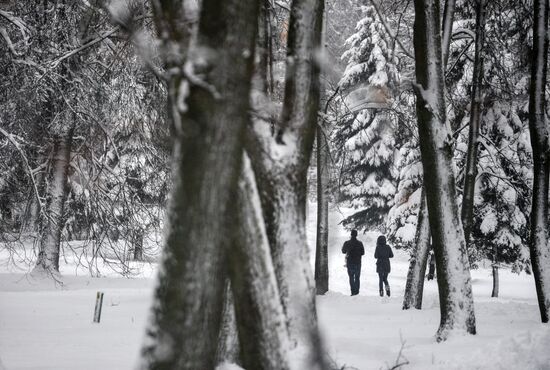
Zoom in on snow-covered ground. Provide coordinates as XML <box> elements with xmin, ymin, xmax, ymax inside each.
<box><xmin>0</xmin><ymin>204</ymin><xmax>548</xmax><ymax>369</ymax></box>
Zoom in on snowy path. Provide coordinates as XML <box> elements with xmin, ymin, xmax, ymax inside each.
<box><xmin>0</xmin><ymin>204</ymin><xmax>548</xmax><ymax>369</ymax></box>
<box><xmin>309</xmin><ymin>204</ymin><xmax>548</xmax><ymax>370</ymax></box>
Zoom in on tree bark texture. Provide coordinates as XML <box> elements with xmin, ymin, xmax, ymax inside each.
<box><xmin>403</xmin><ymin>188</ymin><xmax>431</xmax><ymax>310</ymax></box>
<box><xmin>491</xmin><ymin>259</ymin><xmax>499</xmax><ymax>298</ymax></box>
<box><xmin>413</xmin><ymin>0</ymin><xmax>476</xmax><ymax>340</ymax></box>
<box><xmin>149</xmin><ymin>0</ymin><xmax>194</xmax><ymax>135</ymax></box>
<box><xmin>403</xmin><ymin>0</ymin><xmax>455</xmax><ymax>309</ymax></box>
<box><xmin>246</xmin><ymin>0</ymin><xmax>328</xmax><ymax>368</ymax></box>
<box><xmin>527</xmin><ymin>0</ymin><xmax>550</xmax><ymax>324</ymax></box>
<box><xmin>139</xmin><ymin>0</ymin><xmax>260</xmax><ymax>368</ymax></box>
<box><xmin>461</xmin><ymin>0</ymin><xmax>487</xmax><ymax>246</ymax></box>
<box><xmin>133</xmin><ymin>229</ymin><xmax>144</xmax><ymax>261</ymax></box>
<box><xmin>216</xmin><ymin>282</ymin><xmax>240</xmax><ymax>365</ymax></box>
<box><xmin>441</xmin><ymin>0</ymin><xmax>456</xmax><ymax>68</ymax></box>
<box><xmin>228</xmin><ymin>153</ymin><xmax>291</xmax><ymax>370</ymax></box>
<box><xmin>23</xmin><ymin>151</ymin><xmax>46</xmax><ymax>234</ymax></box>
<box><xmin>34</xmin><ymin>125</ymin><xmax>75</xmax><ymax>274</ymax></box>
<box><xmin>315</xmin><ymin>127</ymin><xmax>330</xmax><ymax>295</ymax></box>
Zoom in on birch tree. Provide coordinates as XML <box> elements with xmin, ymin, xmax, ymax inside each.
<box><xmin>139</xmin><ymin>0</ymin><xmax>260</xmax><ymax>368</ymax></box>
<box><xmin>412</xmin><ymin>0</ymin><xmax>476</xmax><ymax>340</ymax></box>
<box><xmin>527</xmin><ymin>0</ymin><xmax>550</xmax><ymax>324</ymax></box>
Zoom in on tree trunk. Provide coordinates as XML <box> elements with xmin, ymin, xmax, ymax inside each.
<box><xmin>412</xmin><ymin>0</ymin><xmax>476</xmax><ymax>341</ymax></box>
<box><xmin>402</xmin><ymin>0</ymin><xmax>455</xmax><ymax>308</ymax></box>
<box><xmin>33</xmin><ymin>125</ymin><xmax>75</xmax><ymax>274</ymax></box>
<box><xmin>527</xmin><ymin>0</ymin><xmax>550</xmax><ymax>324</ymax></box>
<box><xmin>228</xmin><ymin>153</ymin><xmax>291</xmax><ymax>370</ymax></box>
<box><xmin>314</xmin><ymin>1</ymin><xmax>330</xmax><ymax>297</ymax></box>
<box><xmin>246</xmin><ymin>0</ymin><xmax>328</xmax><ymax>367</ymax></box>
<box><xmin>216</xmin><ymin>282</ymin><xmax>240</xmax><ymax>365</ymax></box>
<box><xmin>315</xmin><ymin>128</ymin><xmax>330</xmax><ymax>295</ymax></box>
<box><xmin>133</xmin><ymin>229</ymin><xmax>144</xmax><ymax>261</ymax></box>
<box><xmin>461</xmin><ymin>0</ymin><xmax>487</xmax><ymax>246</ymax></box>
<box><xmin>139</xmin><ymin>0</ymin><xmax>260</xmax><ymax>368</ymax></box>
<box><xmin>23</xmin><ymin>151</ymin><xmax>46</xmax><ymax>234</ymax></box>
<box><xmin>491</xmin><ymin>246</ymin><xmax>499</xmax><ymax>298</ymax></box>
<box><xmin>441</xmin><ymin>0</ymin><xmax>456</xmax><ymax>68</ymax></box>
<box><xmin>403</xmin><ymin>188</ymin><xmax>431</xmax><ymax>309</ymax></box>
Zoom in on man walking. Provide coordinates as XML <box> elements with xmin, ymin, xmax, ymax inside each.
<box><xmin>342</xmin><ymin>230</ymin><xmax>365</xmax><ymax>296</ymax></box>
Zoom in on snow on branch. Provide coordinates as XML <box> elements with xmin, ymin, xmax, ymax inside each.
<box><xmin>0</xmin><ymin>9</ymin><xmax>30</xmax><ymax>55</ymax></box>
<box><xmin>0</xmin><ymin>9</ymin><xmax>30</xmax><ymax>37</ymax></box>
<box><xmin>0</xmin><ymin>127</ymin><xmax>45</xmax><ymax>221</ymax></box>
<box><xmin>365</xmin><ymin>0</ymin><xmax>414</xmax><ymax>60</ymax></box>
<box><xmin>49</xmin><ymin>26</ymin><xmax>121</xmax><ymax>69</ymax></box>
<box><xmin>0</xmin><ymin>27</ymin><xmax>21</xmax><ymax>56</ymax></box>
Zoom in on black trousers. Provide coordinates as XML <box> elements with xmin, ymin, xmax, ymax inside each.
<box><xmin>347</xmin><ymin>263</ymin><xmax>361</xmax><ymax>295</ymax></box>
<box><xmin>378</xmin><ymin>271</ymin><xmax>389</xmax><ymax>291</ymax></box>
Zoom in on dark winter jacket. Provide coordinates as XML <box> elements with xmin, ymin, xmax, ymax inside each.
<box><xmin>342</xmin><ymin>238</ymin><xmax>365</xmax><ymax>265</ymax></box>
<box><xmin>374</xmin><ymin>242</ymin><xmax>394</xmax><ymax>273</ymax></box>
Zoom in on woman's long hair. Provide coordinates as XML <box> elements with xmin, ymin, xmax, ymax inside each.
<box><xmin>377</xmin><ymin>235</ymin><xmax>386</xmax><ymax>246</ymax></box>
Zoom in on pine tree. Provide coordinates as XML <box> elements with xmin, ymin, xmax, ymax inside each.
<box><xmin>387</xmin><ymin>130</ymin><xmax>423</xmax><ymax>250</ymax></box>
<box><xmin>450</xmin><ymin>0</ymin><xmax>534</xmax><ymax>276</ymax></box>
<box><xmin>334</xmin><ymin>5</ymin><xmax>401</xmax><ymax>232</ymax></box>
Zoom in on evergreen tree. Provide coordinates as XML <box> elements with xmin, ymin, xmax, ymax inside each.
<box><xmin>334</xmin><ymin>5</ymin><xmax>401</xmax><ymax>232</ymax></box>
<box><xmin>387</xmin><ymin>134</ymin><xmax>423</xmax><ymax>249</ymax></box>
<box><xmin>451</xmin><ymin>0</ymin><xmax>533</xmax><ymax>274</ymax></box>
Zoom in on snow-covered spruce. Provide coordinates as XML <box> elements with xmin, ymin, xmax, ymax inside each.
<box><xmin>334</xmin><ymin>5</ymin><xmax>401</xmax><ymax>233</ymax></box>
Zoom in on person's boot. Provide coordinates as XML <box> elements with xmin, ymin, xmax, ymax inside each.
<box><xmin>379</xmin><ymin>289</ymin><xmax>383</xmax><ymax>297</ymax></box>
<box><xmin>386</xmin><ymin>286</ymin><xmax>391</xmax><ymax>297</ymax></box>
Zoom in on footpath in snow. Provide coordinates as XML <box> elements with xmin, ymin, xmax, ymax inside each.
<box><xmin>0</xmin><ymin>204</ymin><xmax>548</xmax><ymax>369</ymax></box>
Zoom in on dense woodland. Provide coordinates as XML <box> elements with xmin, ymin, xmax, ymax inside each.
<box><xmin>0</xmin><ymin>0</ymin><xmax>549</xmax><ymax>369</ymax></box>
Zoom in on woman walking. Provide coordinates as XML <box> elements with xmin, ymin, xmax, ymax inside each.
<box><xmin>374</xmin><ymin>235</ymin><xmax>394</xmax><ymax>297</ymax></box>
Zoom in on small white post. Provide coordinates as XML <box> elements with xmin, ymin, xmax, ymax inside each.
<box><xmin>93</xmin><ymin>291</ymin><xmax>104</xmax><ymax>323</ymax></box>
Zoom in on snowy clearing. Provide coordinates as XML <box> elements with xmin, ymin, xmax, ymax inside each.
<box><xmin>0</xmin><ymin>205</ymin><xmax>548</xmax><ymax>370</ymax></box>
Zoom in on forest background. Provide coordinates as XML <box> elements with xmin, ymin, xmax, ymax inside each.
<box><xmin>0</xmin><ymin>0</ymin><xmax>549</xmax><ymax>369</ymax></box>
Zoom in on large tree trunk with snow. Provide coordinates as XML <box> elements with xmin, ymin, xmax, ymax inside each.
<box><xmin>402</xmin><ymin>0</ymin><xmax>456</xmax><ymax>308</ymax></box>
<box><xmin>461</xmin><ymin>0</ymin><xmax>487</xmax><ymax>246</ymax></box>
<box><xmin>403</xmin><ymin>189</ymin><xmax>431</xmax><ymax>310</ymax></box>
<box><xmin>33</xmin><ymin>124</ymin><xmax>75</xmax><ymax>274</ymax></box>
<box><xmin>246</xmin><ymin>0</ymin><xmax>328</xmax><ymax>368</ymax></box>
<box><xmin>228</xmin><ymin>153</ymin><xmax>291</xmax><ymax>370</ymax></box>
<box><xmin>315</xmin><ymin>127</ymin><xmax>330</xmax><ymax>295</ymax></box>
<box><xmin>527</xmin><ymin>0</ymin><xmax>550</xmax><ymax>324</ymax></box>
<box><xmin>139</xmin><ymin>0</ymin><xmax>260</xmax><ymax>368</ymax></box>
<box><xmin>412</xmin><ymin>0</ymin><xmax>476</xmax><ymax>341</ymax></box>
